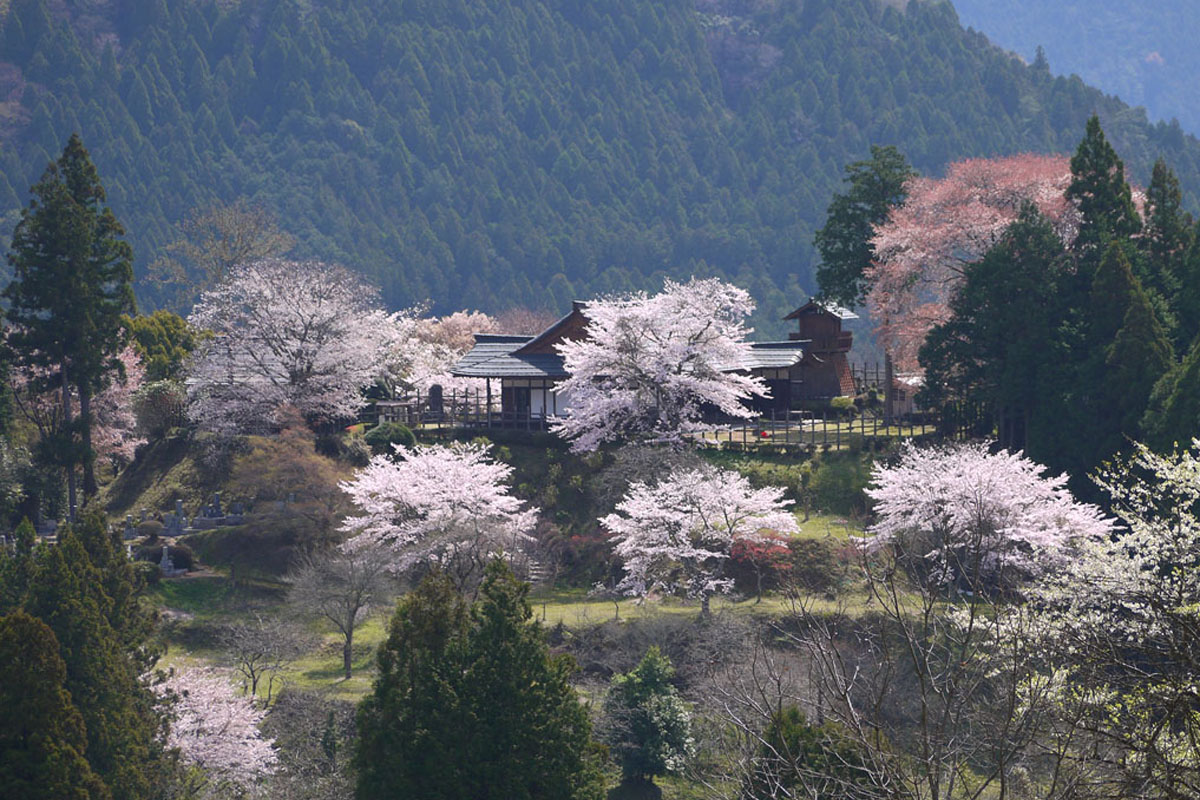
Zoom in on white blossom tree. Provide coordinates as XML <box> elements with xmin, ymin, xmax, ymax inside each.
<box><xmin>1027</xmin><ymin>440</ymin><xmax>1200</xmax><ymax>795</ymax></box>
<box><xmin>340</xmin><ymin>442</ymin><xmax>538</xmax><ymax>590</ymax></box>
<box><xmin>379</xmin><ymin>308</ymin><xmax>494</xmax><ymax>396</ymax></box>
<box><xmin>163</xmin><ymin>666</ymin><xmax>278</xmax><ymax>794</ymax></box>
<box><xmin>92</xmin><ymin>346</ymin><xmax>146</xmax><ymax>467</ymax></box>
<box><xmin>864</xmin><ymin>441</ymin><xmax>1113</xmax><ymax>592</ymax></box>
<box><xmin>602</xmin><ymin>464</ymin><xmax>798</xmax><ymax>614</ymax></box>
<box><xmin>552</xmin><ymin>278</ymin><xmax>768</xmax><ymax>452</ymax></box>
<box><xmin>186</xmin><ymin>259</ymin><xmax>402</xmax><ymax>434</ymax></box>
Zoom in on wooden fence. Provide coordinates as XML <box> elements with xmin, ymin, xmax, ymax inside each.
<box><xmin>369</xmin><ymin>384</ymin><xmax>990</xmax><ymax>451</ymax></box>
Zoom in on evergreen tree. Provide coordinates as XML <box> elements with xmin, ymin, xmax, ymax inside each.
<box><xmin>600</xmin><ymin>646</ymin><xmax>694</xmax><ymax>792</ymax></box>
<box><xmin>355</xmin><ymin>564</ymin><xmax>603</xmax><ymax>800</ymax></box>
<box><xmin>1065</xmin><ymin>115</ymin><xmax>1141</xmax><ymax>268</ymax></box>
<box><xmin>814</xmin><ymin>145</ymin><xmax>915</xmax><ymax>308</ymax></box>
<box><xmin>4</xmin><ymin>134</ymin><xmax>135</xmax><ymax>512</ymax></box>
<box><xmin>0</xmin><ymin>517</ymin><xmax>37</xmax><ymax>613</ymax></box>
<box><xmin>1143</xmin><ymin>335</ymin><xmax>1200</xmax><ymax>453</ymax></box>
<box><xmin>1104</xmin><ymin>288</ymin><xmax>1174</xmax><ymax>449</ymax></box>
<box><xmin>23</xmin><ymin>526</ymin><xmax>163</xmax><ymax>800</ymax></box>
<box><xmin>918</xmin><ymin>204</ymin><xmax>1068</xmax><ymax>452</ymax></box>
<box><xmin>1141</xmin><ymin>158</ymin><xmax>1191</xmax><ymax>306</ymax></box>
<box><xmin>0</xmin><ymin>610</ymin><xmax>109</xmax><ymax>800</ymax></box>
<box><xmin>740</xmin><ymin>706</ymin><xmax>871</xmax><ymax>800</ymax></box>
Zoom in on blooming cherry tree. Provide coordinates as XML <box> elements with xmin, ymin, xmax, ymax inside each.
<box><xmin>602</xmin><ymin>464</ymin><xmax>798</xmax><ymax>613</ymax></box>
<box><xmin>186</xmin><ymin>259</ymin><xmax>401</xmax><ymax>433</ymax></box>
<box><xmin>552</xmin><ymin>278</ymin><xmax>768</xmax><ymax>452</ymax></box>
<box><xmin>866</xmin><ymin>154</ymin><xmax>1080</xmax><ymax>368</ymax></box>
<box><xmin>1024</xmin><ymin>440</ymin><xmax>1200</xmax><ymax>791</ymax></box>
<box><xmin>865</xmin><ymin>441</ymin><xmax>1113</xmax><ymax>591</ymax></box>
<box><xmin>163</xmin><ymin>666</ymin><xmax>278</xmax><ymax>792</ymax></box>
<box><xmin>92</xmin><ymin>346</ymin><xmax>146</xmax><ymax>467</ymax></box>
<box><xmin>340</xmin><ymin>442</ymin><xmax>538</xmax><ymax>589</ymax></box>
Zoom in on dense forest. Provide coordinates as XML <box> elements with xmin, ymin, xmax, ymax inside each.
<box><xmin>3</xmin><ymin>0</ymin><xmax>1200</xmax><ymax>335</ymax></box>
<box><xmin>953</xmin><ymin>0</ymin><xmax>1200</xmax><ymax>135</ymax></box>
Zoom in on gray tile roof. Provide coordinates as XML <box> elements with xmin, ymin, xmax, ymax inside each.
<box><xmin>451</xmin><ymin>334</ymin><xmax>569</xmax><ymax>378</ymax></box>
<box><xmin>451</xmin><ymin>335</ymin><xmax>805</xmax><ymax>378</ymax></box>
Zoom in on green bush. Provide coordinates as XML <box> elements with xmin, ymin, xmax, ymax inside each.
<box><xmin>808</xmin><ymin>452</ymin><xmax>872</xmax><ymax>516</ymax></box>
<box><xmin>134</xmin><ymin>541</ymin><xmax>195</xmax><ymax>571</ymax></box>
<box><xmin>830</xmin><ymin>396</ymin><xmax>858</xmax><ymax>419</ymax></box>
<box><xmin>364</xmin><ymin>422</ymin><xmax>416</xmax><ymax>455</ymax></box>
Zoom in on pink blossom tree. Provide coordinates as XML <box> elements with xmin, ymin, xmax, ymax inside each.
<box><xmin>340</xmin><ymin>441</ymin><xmax>538</xmax><ymax>590</ymax></box>
<box><xmin>163</xmin><ymin>666</ymin><xmax>278</xmax><ymax>794</ymax></box>
<box><xmin>602</xmin><ymin>464</ymin><xmax>799</xmax><ymax>614</ymax></box>
<box><xmin>92</xmin><ymin>346</ymin><xmax>146</xmax><ymax>468</ymax></box>
<box><xmin>865</xmin><ymin>441</ymin><xmax>1113</xmax><ymax>591</ymax></box>
<box><xmin>381</xmin><ymin>309</ymin><xmax>497</xmax><ymax>396</ymax></box>
<box><xmin>866</xmin><ymin>154</ymin><xmax>1080</xmax><ymax>369</ymax></box>
<box><xmin>552</xmin><ymin>278</ymin><xmax>768</xmax><ymax>452</ymax></box>
<box><xmin>186</xmin><ymin>259</ymin><xmax>402</xmax><ymax>434</ymax></box>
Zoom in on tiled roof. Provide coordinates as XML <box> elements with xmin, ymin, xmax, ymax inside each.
<box><xmin>783</xmin><ymin>299</ymin><xmax>859</xmax><ymax>321</ymax></box>
<box><xmin>452</xmin><ymin>335</ymin><xmax>804</xmax><ymax>377</ymax></box>
<box><xmin>451</xmin><ymin>334</ymin><xmax>569</xmax><ymax>378</ymax></box>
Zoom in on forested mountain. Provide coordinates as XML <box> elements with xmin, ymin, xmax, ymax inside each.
<box><xmin>952</xmin><ymin>0</ymin><xmax>1200</xmax><ymax>135</ymax></box>
<box><xmin>3</xmin><ymin>0</ymin><xmax>1200</xmax><ymax>333</ymax></box>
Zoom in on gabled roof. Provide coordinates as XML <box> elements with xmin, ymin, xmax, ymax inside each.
<box><xmin>784</xmin><ymin>299</ymin><xmax>859</xmax><ymax>321</ymax></box>
<box><xmin>451</xmin><ymin>334</ymin><xmax>568</xmax><ymax>378</ymax></box>
<box><xmin>513</xmin><ymin>301</ymin><xmax>589</xmax><ymax>355</ymax></box>
<box><xmin>450</xmin><ymin>313</ymin><xmax>808</xmax><ymax>378</ymax></box>
<box><xmin>720</xmin><ymin>341</ymin><xmax>808</xmax><ymax>372</ymax></box>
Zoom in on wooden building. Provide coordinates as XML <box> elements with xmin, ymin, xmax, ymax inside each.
<box><xmin>450</xmin><ymin>301</ymin><xmax>806</xmax><ymax>421</ymax></box>
<box><xmin>783</xmin><ymin>300</ymin><xmax>857</xmax><ymax>408</ymax></box>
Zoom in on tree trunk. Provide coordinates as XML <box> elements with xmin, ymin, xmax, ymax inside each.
<box><xmin>61</xmin><ymin>362</ymin><xmax>77</xmax><ymax>521</ymax></box>
<box><xmin>701</xmin><ymin>594</ymin><xmax>711</xmax><ymax>617</ymax></box>
<box><xmin>343</xmin><ymin>629</ymin><xmax>353</xmax><ymax>679</ymax></box>
<box><xmin>80</xmin><ymin>386</ymin><xmax>97</xmax><ymax>499</ymax></box>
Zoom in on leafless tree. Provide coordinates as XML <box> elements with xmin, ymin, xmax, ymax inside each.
<box><xmin>219</xmin><ymin>612</ymin><xmax>308</xmax><ymax>705</ymax></box>
<box><xmin>287</xmin><ymin>543</ymin><xmax>395</xmax><ymax>680</ymax></box>
<box><xmin>150</xmin><ymin>197</ymin><xmax>295</xmax><ymax>310</ymax></box>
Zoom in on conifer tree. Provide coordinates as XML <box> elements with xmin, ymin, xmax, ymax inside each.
<box><xmin>23</xmin><ymin>527</ymin><xmax>163</xmax><ymax>800</ymax></box>
<box><xmin>601</xmin><ymin>646</ymin><xmax>694</xmax><ymax>791</ymax></box>
<box><xmin>1065</xmin><ymin>115</ymin><xmax>1141</xmax><ymax>267</ymax></box>
<box><xmin>814</xmin><ymin>145</ymin><xmax>915</xmax><ymax>308</ymax></box>
<box><xmin>355</xmin><ymin>564</ymin><xmax>603</xmax><ymax>800</ymax></box>
<box><xmin>1143</xmin><ymin>335</ymin><xmax>1200</xmax><ymax>453</ymax></box>
<box><xmin>4</xmin><ymin>134</ymin><xmax>135</xmax><ymax>512</ymax></box>
<box><xmin>0</xmin><ymin>517</ymin><xmax>36</xmax><ymax>613</ymax></box>
<box><xmin>1105</xmin><ymin>289</ymin><xmax>1174</xmax><ymax>435</ymax></box>
<box><xmin>1141</xmin><ymin>159</ymin><xmax>1191</xmax><ymax>331</ymax></box>
<box><xmin>0</xmin><ymin>610</ymin><xmax>109</xmax><ymax>800</ymax></box>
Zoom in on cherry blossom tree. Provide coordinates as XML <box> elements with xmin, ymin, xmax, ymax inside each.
<box><xmin>866</xmin><ymin>154</ymin><xmax>1081</xmax><ymax>368</ymax></box>
<box><xmin>380</xmin><ymin>308</ymin><xmax>495</xmax><ymax>396</ymax></box>
<box><xmin>163</xmin><ymin>666</ymin><xmax>278</xmax><ymax>794</ymax></box>
<box><xmin>340</xmin><ymin>441</ymin><xmax>538</xmax><ymax>591</ymax></box>
<box><xmin>1026</xmin><ymin>440</ymin><xmax>1200</xmax><ymax>793</ymax></box>
<box><xmin>865</xmin><ymin>441</ymin><xmax>1114</xmax><ymax>592</ymax></box>
<box><xmin>186</xmin><ymin>259</ymin><xmax>402</xmax><ymax>434</ymax></box>
<box><xmin>602</xmin><ymin>464</ymin><xmax>798</xmax><ymax>614</ymax></box>
<box><xmin>553</xmin><ymin>278</ymin><xmax>768</xmax><ymax>452</ymax></box>
<box><xmin>92</xmin><ymin>346</ymin><xmax>146</xmax><ymax>468</ymax></box>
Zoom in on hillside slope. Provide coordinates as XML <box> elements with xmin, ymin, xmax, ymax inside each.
<box><xmin>1</xmin><ymin>0</ymin><xmax>1199</xmax><ymax>333</ymax></box>
<box><xmin>952</xmin><ymin>0</ymin><xmax>1200</xmax><ymax>135</ymax></box>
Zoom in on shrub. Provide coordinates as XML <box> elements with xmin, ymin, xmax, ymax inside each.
<box><xmin>808</xmin><ymin>453</ymin><xmax>871</xmax><ymax>516</ymax></box>
<box><xmin>830</xmin><ymin>396</ymin><xmax>857</xmax><ymax>419</ymax></box>
<box><xmin>787</xmin><ymin>538</ymin><xmax>849</xmax><ymax>596</ymax></box>
<box><xmin>134</xmin><ymin>541</ymin><xmax>195</xmax><ymax>571</ymax></box>
<box><xmin>363</xmin><ymin>422</ymin><xmax>416</xmax><ymax>455</ymax></box>
<box><xmin>132</xmin><ymin>379</ymin><xmax>187</xmax><ymax>439</ymax></box>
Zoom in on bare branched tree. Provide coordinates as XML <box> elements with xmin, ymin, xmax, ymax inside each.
<box><xmin>150</xmin><ymin>197</ymin><xmax>295</xmax><ymax>310</ymax></box>
<box><xmin>287</xmin><ymin>543</ymin><xmax>395</xmax><ymax>680</ymax></box>
<box><xmin>219</xmin><ymin>612</ymin><xmax>307</xmax><ymax>705</ymax></box>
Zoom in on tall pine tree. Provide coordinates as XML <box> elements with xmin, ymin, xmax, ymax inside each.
<box><xmin>0</xmin><ymin>610</ymin><xmax>110</xmax><ymax>800</ymax></box>
<box><xmin>1066</xmin><ymin>115</ymin><xmax>1141</xmax><ymax>270</ymax></box>
<box><xmin>4</xmin><ymin>134</ymin><xmax>135</xmax><ymax>513</ymax></box>
<box><xmin>355</xmin><ymin>564</ymin><xmax>603</xmax><ymax>800</ymax></box>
